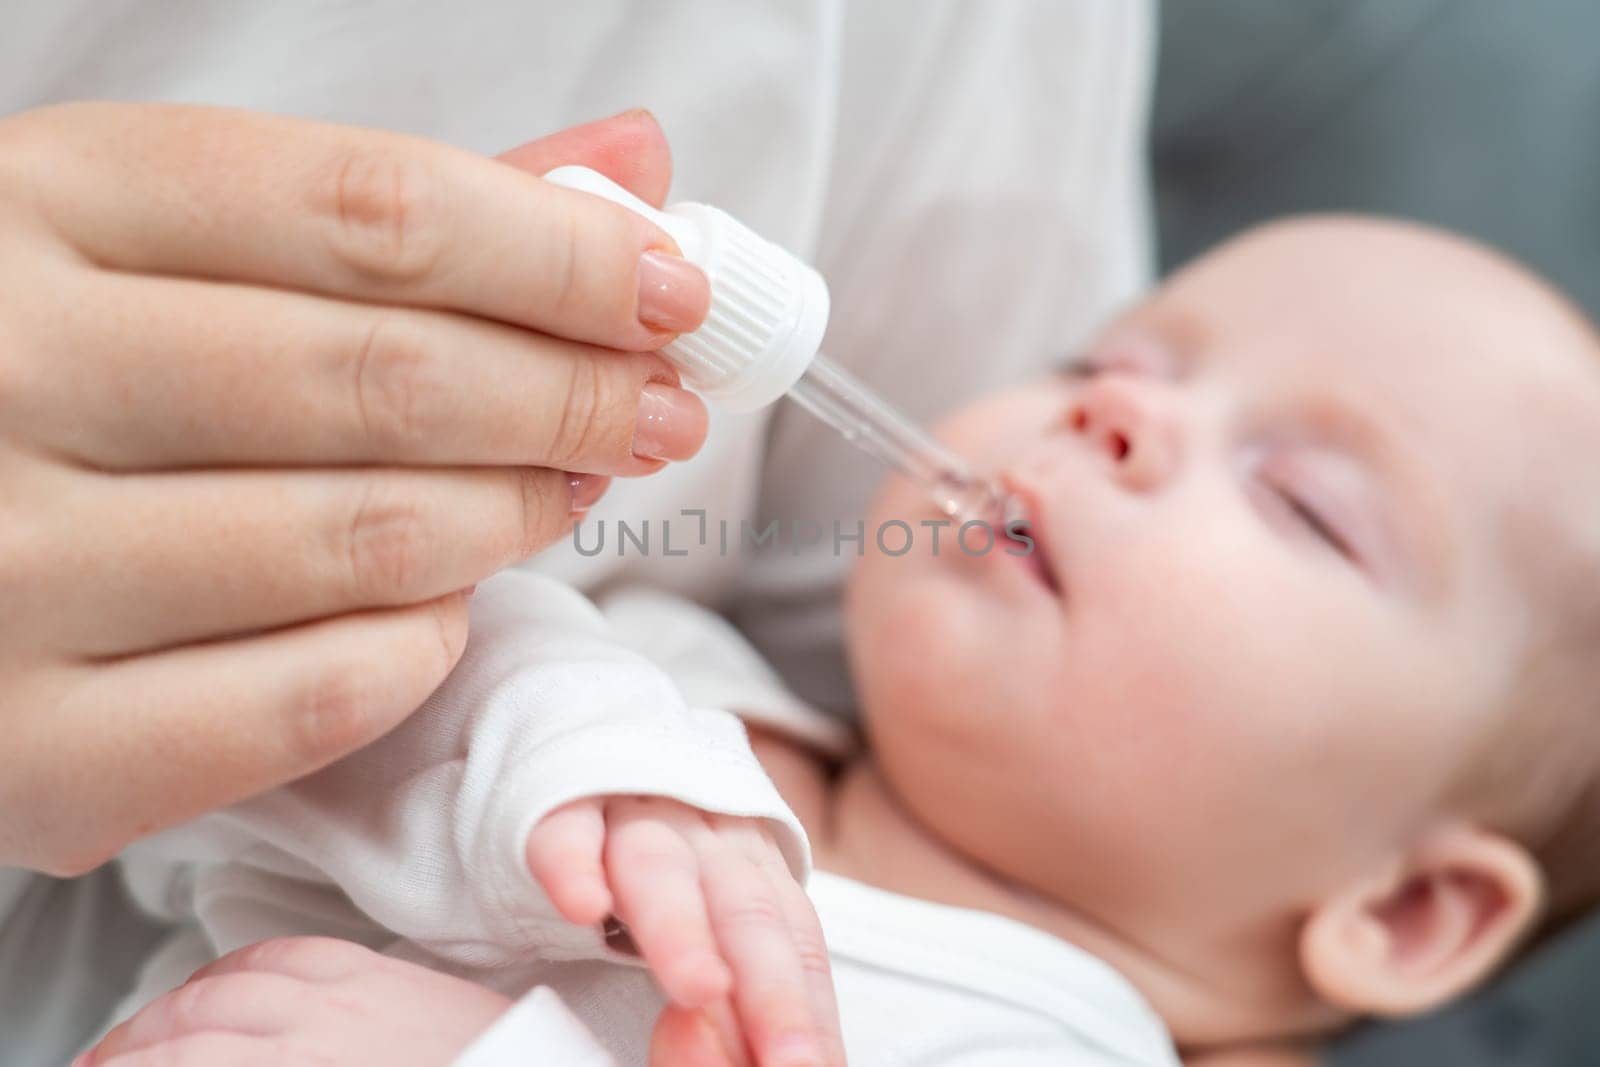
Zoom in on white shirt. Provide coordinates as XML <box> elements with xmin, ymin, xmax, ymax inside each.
<box><xmin>0</xmin><ymin>3</ymin><xmax>1154</xmax><ymax>1062</ymax></box>
<box><xmin>0</xmin><ymin>0</ymin><xmax>1154</xmax><ymax>710</ymax></box>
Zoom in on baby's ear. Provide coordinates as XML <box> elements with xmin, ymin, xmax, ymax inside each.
<box><xmin>1298</xmin><ymin>824</ymin><xmax>1543</xmax><ymax>1017</ymax></box>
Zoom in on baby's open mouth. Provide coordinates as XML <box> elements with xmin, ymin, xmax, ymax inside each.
<box><xmin>1000</xmin><ymin>477</ymin><xmax>1062</xmax><ymax>597</ymax></box>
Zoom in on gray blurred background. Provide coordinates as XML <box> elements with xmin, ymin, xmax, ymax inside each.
<box><xmin>1150</xmin><ymin>2</ymin><xmax>1599</xmax><ymax>1064</ymax></box>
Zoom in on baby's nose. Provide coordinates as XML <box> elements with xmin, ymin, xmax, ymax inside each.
<box><xmin>1064</xmin><ymin>377</ymin><xmax>1179</xmax><ymax>492</ymax></box>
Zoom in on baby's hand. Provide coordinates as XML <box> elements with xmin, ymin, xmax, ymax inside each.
<box><xmin>527</xmin><ymin>796</ymin><xmax>845</xmax><ymax>1067</ymax></box>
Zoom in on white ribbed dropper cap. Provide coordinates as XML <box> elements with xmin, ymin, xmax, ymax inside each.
<box><xmin>543</xmin><ymin>166</ymin><xmax>830</xmax><ymax>412</ymax></box>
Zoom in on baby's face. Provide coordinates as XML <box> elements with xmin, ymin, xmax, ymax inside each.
<box><xmin>846</xmin><ymin>219</ymin><xmax>1600</xmax><ymax>956</ymax></box>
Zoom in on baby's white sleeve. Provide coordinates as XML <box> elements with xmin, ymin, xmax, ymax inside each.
<box><xmin>597</xmin><ymin>586</ymin><xmax>858</xmax><ymax>760</ymax></box>
<box><xmin>150</xmin><ymin>571</ymin><xmax>807</xmax><ymax>967</ymax></box>
<box><xmin>453</xmin><ymin>987</ymin><xmax>616</xmax><ymax>1067</ymax></box>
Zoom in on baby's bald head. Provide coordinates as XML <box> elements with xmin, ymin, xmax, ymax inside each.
<box><xmin>1462</xmin><ymin>290</ymin><xmax>1600</xmax><ymax>943</ymax></box>
<box><xmin>1272</xmin><ymin>216</ymin><xmax>1600</xmax><ymax>957</ymax></box>
<box><xmin>846</xmin><ymin>213</ymin><xmax>1600</xmax><ymax>1041</ymax></box>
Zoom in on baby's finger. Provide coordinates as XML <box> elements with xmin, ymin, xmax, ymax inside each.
<box><xmin>754</xmin><ymin>857</ymin><xmax>845</xmax><ymax>1067</ymax></box>
<box><xmin>525</xmin><ymin>799</ymin><xmax>611</xmax><ymax>925</ymax></box>
<box><xmin>607</xmin><ymin>804</ymin><xmax>732</xmax><ymax>1007</ymax></box>
<box><xmin>699</xmin><ymin>848</ymin><xmax>826</xmax><ymax>1067</ymax></box>
<box><xmin>648</xmin><ymin>1003</ymin><xmax>753</xmax><ymax>1067</ymax></box>
<box><xmin>716</xmin><ymin>821</ymin><xmax>843</xmax><ymax>1067</ymax></box>
<box><xmin>89</xmin><ymin>973</ymin><xmax>306</xmax><ymax>1061</ymax></box>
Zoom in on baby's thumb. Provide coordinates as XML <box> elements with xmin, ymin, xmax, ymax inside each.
<box><xmin>524</xmin><ymin>800</ymin><xmax>611</xmax><ymax>925</ymax></box>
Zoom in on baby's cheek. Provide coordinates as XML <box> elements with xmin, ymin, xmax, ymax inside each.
<box><xmin>1047</xmin><ymin>637</ymin><xmax>1209</xmax><ymax>790</ymax></box>
<box><xmin>854</xmin><ymin>579</ymin><xmax>959</xmax><ymax>701</ymax></box>
<box><xmin>1050</xmin><ymin>558</ymin><xmax>1291</xmax><ymax>801</ymax></box>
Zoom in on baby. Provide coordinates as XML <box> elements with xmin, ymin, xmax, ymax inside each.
<box><xmin>87</xmin><ymin>216</ymin><xmax>1600</xmax><ymax>1066</ymax></box>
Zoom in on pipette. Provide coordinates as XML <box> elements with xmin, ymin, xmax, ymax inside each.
<box><xmin>784</xmin><ymin>354</ymin><xmax>1016</xmax><ymax>526</ymax></box>
<box><xmin>543</xmin><ymin>166</ymin><xmax>1022</xmax><ymax>529</ymax></box>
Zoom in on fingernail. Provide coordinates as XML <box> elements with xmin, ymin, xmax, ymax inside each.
<box><xmin>769</xmin><ymin>1034</ymin><xmax>825</xmax><ymax>1067</ymax></box>
<box><xmin>637</xmin><ymin>250</ymin><xmax>709</xmax><ymax>332</ymax></box>
<box><xmin>633</xmin><ymin>382</ymin><xmax>706</xmax><ymax>461</ymax></box>
<box><xmin>614</xmin><ymin>106</ymin><xmax>659</xmax><ymax>127</ymax></box>
<box><xmin>568</xmin><ymin>473</ymin><xmax>611</xmax><ymax>514</ymax></box>
<box><xmin>463</xmin><ymin>583</ymin><xmax>478</xmax><ymax>597</ymax></box>
<box><xmin>704</xmin><ymin>1001</ymin><xmax>749</xmax><ymax>1063</ymax></box>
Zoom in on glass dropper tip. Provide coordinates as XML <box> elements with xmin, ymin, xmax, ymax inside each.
<box><xmin>784</xmin><ymin>354</ymin><xmax>1029</xmax><ymax>533</ymax></box>
<box><xmin>932</xmin><ymin>471</ymin><xmax>1028</xmax><ymax>530</ymax></box>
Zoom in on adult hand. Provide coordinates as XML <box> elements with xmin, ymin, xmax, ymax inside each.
<box><xmin>78</xmin><ymin>937</ymin><xmax>512</xmax><ymax>1066</ymax></box>
<box><xmin>81</xmin><ymin>936</ymin><xmax>786</xmax><ymax>1067</ymax></box>
<box><xmin>0</xmin><ymin>103</ymin><xmax>711</xmax><ymax>874</ymax></box>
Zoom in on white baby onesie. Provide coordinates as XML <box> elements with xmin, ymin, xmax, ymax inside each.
<box><xmin>461</xmin><ymin>868</ymin><xmax>1182</xmax><ymax>1067</ymax></box>
<box><xmin>101</xmin><ymin>570</ymin><xmax>817</xmax><ymax>1037</ymax></box>
<box><xmin>460</xmin><ymin>592</ymin><xmax>1185</xmax><ymax>1066</ymax></box>
<box><xmin>104</xmin><ymin>570</ymin><xmax>1178</xmax><ymax>1066</ymax></box>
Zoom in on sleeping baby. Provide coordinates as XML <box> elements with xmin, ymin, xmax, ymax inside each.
<box><xmin>83</xmin><ymin>216</ymin><xmax>1600</xmax><ymax>1066</ymax></box>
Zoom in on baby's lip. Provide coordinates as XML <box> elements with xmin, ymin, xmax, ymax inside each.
<box><xmin>999</xmin><ymin>474</ymin><xmax>1062</xmax><ymax>598</ymax></box>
